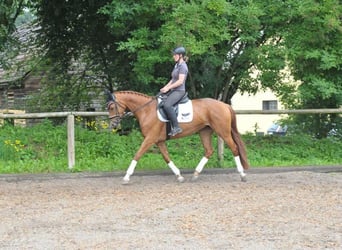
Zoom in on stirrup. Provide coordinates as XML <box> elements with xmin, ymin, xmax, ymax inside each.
<box><xmin>168</xmin><ymin>127</ymin><xmax>183</xmax><ymax>136</ymax></box>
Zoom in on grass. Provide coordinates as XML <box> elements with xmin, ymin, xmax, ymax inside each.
<box><xmin>0</xmin><ymin>119</ymin><xmax>341</xmax><ymax>174</ymax></box>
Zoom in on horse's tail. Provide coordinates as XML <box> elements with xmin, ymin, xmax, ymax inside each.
<box><xmin>228</xmin><ymin>105</ymin><xmax>249</xmax><ymax>169</ymax></box>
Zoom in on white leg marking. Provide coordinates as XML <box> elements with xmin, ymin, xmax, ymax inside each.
<box><xmin>195</xmin><ymin>157</ymin><xmax>208</xmax><ymax>174</ymax></box>
<box><xmin>168</xmin><ymin>161</ymin><xmax>180</xmax><ymax>176</ymax></box>
<box><xmin>123</xmin><ymin>160</ymin><xmax>137</xmax><ymax>182</ymax></box>
<box><xmin>168</xmin><ymin>161</ymin><xmax>184</xmax><ymax>182</ymax></box>
<box><xmin>234</xmin><ymin>156</ymin><xmax>246</xmax><ymax>177</ymax></box>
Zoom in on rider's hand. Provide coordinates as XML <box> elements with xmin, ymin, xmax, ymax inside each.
<box><xmin>160</xmin><ymin>86</ymin><xmax>169</xmax><ymax>93</ymax></box>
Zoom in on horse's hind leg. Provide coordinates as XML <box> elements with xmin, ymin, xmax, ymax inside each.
<box><xmin>220</xmin><ymin>133</ymin><xmax>247</xmax><ymax>182</ymax></box>
<box><xmin>157</xmin><ymin>141</ymin><xmax>184</xmax><ymax>183</ymax></box>
<box><xmin>192</xmin><ymin>127</ymin><xmax>214</xmax><ymax>181</ymax></box>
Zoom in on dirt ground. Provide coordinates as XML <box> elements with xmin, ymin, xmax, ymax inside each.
<box><xmin>0</xmin><ymin>166</ymin><xmax>341</xmax><ymax>250</ymax></box>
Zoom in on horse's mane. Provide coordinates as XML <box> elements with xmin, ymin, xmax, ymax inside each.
<box><xmin>116</xmin><ymin>91</ymin><xmax>154</xmax><ymax>100</ymax></box>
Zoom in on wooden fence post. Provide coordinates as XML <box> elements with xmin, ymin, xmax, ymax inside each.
<box><xmin>3</xmin><ymin>112</ymin><xmax>14</xmax><ymax>126</ymax></box>
<box><xmin>217</xmin><ymin>136</ymin><xmax>224</xmax><ymax>167</ymax></box>
<box><xmin>67</xmin><ymin>114</ymin><xmax>75</xmax><ymax>169</ymax></box>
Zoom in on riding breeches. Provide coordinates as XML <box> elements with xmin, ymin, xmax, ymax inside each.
<box><xmin>162</xmin><ymin>90</ymin><xmax>185</xmax><ymax>127</ymax></box>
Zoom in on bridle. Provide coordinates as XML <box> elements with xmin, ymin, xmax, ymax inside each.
<box><xmin>107</xmin><ymin>100</ymin><xmax>129</xmax><ymax>120</ymax></box>
<box><xmin>107</xmin><ymin>93</ymin><xmax>158</xmax><ymax>123</ymax></box>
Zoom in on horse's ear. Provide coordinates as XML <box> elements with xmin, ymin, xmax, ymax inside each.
<box><xmin>104</xmin><ymin>89</ymin><xmax>115</xmax><ymax>102</ymax></box>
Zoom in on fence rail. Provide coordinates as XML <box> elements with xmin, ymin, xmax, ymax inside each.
<box><xmin>235</xmin><ymin>108</ymin><xmax>342</xmax><ymax>114</ymax></box>
<box><xmin>1</xmin><ymin>109</ymin><xmax>341</xmax><ymax>119</ymax></box>
<box><xmin>0</xmin><ymin>111</ymin><xmax>108</xmax><ymax>119</ymax></box>
<box><xmin>1</xmin><ymin>109</ymin><xmax>341</xmax><ymax>169</ymax></box>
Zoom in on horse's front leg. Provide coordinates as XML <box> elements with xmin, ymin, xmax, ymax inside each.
<box><xmin>122</xmin><ymin>139</ymin><xmax>154</xmax><ymax>184</ymax></box>
<box><xmin>156</xmin><ymin>141</ymin><xmax>184</xmax><ymax>183</ymax></box>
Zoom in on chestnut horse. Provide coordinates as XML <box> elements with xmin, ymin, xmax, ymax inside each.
<box><xmin>106</xmin><ymin>90</ymin><xmax>249</xmax><ymax>184</ymax></box>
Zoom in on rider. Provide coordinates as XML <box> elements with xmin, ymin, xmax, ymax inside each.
<box><xmin>160</xmin><ymin>46</ymin><xmax>188</xmax><ymax>136</ymax></box>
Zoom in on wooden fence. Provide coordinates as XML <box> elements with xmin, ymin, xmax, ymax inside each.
<box><xmin>0</xmin><ymin>109</ymin><xmax>341</xmax><ymax>169</ymax></box>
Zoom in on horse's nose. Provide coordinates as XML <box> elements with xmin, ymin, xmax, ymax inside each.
<box><xmin>109</xmin><ymin>119</ymin><xmax>120</xmax><ymax>129</ymax></box>
<box><xmin>109</xmin><ymin>121</ymin><xmax>117</xmax><ymax>129</ymax></box>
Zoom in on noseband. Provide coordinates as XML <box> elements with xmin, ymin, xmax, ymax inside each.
<box><xmin>107</xmin><ymin>100</ymin><xmax>132</xmax><ymax>122</ymax></box>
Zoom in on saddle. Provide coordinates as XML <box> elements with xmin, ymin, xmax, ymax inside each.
<box><xmin>157</xmin><ymin>92</ymin><xmax>193</xmax><ymax>123</ymax></box>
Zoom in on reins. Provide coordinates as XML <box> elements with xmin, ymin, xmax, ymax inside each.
<box><xmin>129</xmin><ymin>96</ymin><xmax>157</xmax><ymax>114</ymax></box>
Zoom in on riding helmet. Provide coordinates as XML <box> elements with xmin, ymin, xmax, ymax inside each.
<box><xmin>173</xmin><ymin>46</ymin><xmax>186</xmax><ymax>56</ymax></box>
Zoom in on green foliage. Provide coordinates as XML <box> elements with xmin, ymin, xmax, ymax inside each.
<box><xmin>30</xmin><ymin>0</ymin><xmax>128</xmax><ymax>110</ymax></box>
<box><xmin>1</xmin><ymin>0</ymin><xmax>341</xmax><ymax>138</ymax></box>
<box><xmin>0</xmin><ymin>0</ymin><xmax>26</xmax><ymax>67</ymax></box>
<box><xmin>280</xmin><ymin>0</ymin><xmax>342</xmax><ymax>138</ymax></box>
<box><xmin>0</xmin><ymin>122</ymin><xmax>341</xmax><ymax>174</ymax></box>
<box><xmin>244</xmin><ymin>134</ymin><xmax>342</xmax><ymax>166</ymax></box>
<box><xmin>31</xmin><ymin>0</ymin><xmax>293</xmax><ymax>103</ymax></box>
<box><xmin>108</xmin><ymin>0</ymin><xmax>286</xmax><ymax>101</ymax></box>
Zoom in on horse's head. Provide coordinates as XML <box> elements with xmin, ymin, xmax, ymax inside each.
<box><xmin>105</xmin><ymin>90</ymin><xmax>127</xmax><ymax>129</ymax></box>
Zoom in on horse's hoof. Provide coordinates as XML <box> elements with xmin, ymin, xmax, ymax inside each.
<box><xmin>122</xmin><ymin>178</ymin><xmax>130</xmax><ymax>185</ymax></box>
<box><xmin>191</xmin><ymin>174</ymin><xmax>199</xmax><ymax>182</ymax></box>
<box><xmin>177</xmin><ymin>176</ymin><xmax>185</xmax><ymax>183</ymax></box>
<box><xmin>240</xmin><ymin>175</ymin><xmax>247</xmax><ymax>182</ymax></box>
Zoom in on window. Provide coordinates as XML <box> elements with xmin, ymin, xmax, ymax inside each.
<box><xmin>262</xmin><ymin>100</ymin><xmax>278</xmax><ymax>110</ymax></box>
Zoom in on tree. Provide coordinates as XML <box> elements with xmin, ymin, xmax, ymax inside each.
<box><xmin>103</xmin><ymin>0</ymin><xmax>341</xmax><ymax>137</ymax></box>
<box><xmin>27</xmin><ymin>0</ymin><xmax>120</xmax><ymax>110</ymax></box>
<box><xmin>30</xmin><ymin>0</ymin><xmax>167</xmax><ymax>111</ymax></box>
<box><xmin>33</xmin><ymin>0</ymin><xmax>290</xmax><ymax>104</ymax></box>
<box><xmin>281</xmin><ymin>0</ymin><xmax>342</xmax><ymax>138</ymax></box>
<box><xmin>0</xmin><ymin>0</ymin><xmax>27</xmax><ymax>68</ymax></box>
<box><xmin>103</xmin><ymin>0</ymin><xmax>289</xmax><ymax>102</ymax></box>
<box><xmin>10</xmin><ymin>0</ymin><xmax>341</xmax><ymax>137</ymax></box>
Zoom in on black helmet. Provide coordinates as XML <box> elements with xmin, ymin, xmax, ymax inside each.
<box><xmin>173</xmin><ymin>46</ymin><xmax>186</xmax><ymax>56</ymax></box>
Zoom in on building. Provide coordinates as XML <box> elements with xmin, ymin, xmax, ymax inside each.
<box><xmin>231</xmin><ymin>89</ymin><xmax>286</xmax><ymax>135</ymax></box>
<box><xmin>0</xmin><ymin>23</ymin><xmax>40</xmax><ymax>113</ymax></box>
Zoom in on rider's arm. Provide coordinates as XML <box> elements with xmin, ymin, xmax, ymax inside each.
<box><xmin>160</xmin><ymin>74</ymin><xmax>185</xmax><ymax>93</ymax></box>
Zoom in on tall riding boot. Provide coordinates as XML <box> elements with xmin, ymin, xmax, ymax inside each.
<box><xmin>163</xmin><ymin>106</ymin><xmax>182</xmax><ymax>136</ymax></box>
<box><xmin>168</xmin><ymin>113</ymin><xmax>182</xmax><ymax>136</ymax></box>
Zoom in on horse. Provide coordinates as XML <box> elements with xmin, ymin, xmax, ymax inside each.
<box><xmin>106</xmin><ymin>90</ymin><xmax>249</xmax><ymax>184</ymax></box>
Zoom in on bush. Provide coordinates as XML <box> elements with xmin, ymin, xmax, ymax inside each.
<box><xmin>0</xmin><ymin>120</ymin><xmax>341</xmax><ymax>174</ymax></box>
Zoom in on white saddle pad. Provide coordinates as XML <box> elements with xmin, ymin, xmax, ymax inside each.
<box><xmin>157</xmin><ymin>100</ymin><xmax>193</xmax><ymax>123</ymax></box>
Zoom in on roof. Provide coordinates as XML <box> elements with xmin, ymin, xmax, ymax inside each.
<box><xmin>0</xmin><ymin>23</ymin><xmax>39</xmax><ymax>86</ymax></box>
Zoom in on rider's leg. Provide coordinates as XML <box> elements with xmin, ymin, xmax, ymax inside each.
<box><xmin>163</xmin><ymin>104</ymin><xmax>178</xmax><ymax>127</ymax></box>
<box><xmin>163</xmin><ymin>90</ymin><xmax>184</xmax><ymax>136</ymax></box>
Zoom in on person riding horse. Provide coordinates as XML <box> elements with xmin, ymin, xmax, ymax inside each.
<box><xmin>160</xmin><ymin>46</ymin><xmax>188</xmax><ymax>136</ymax></box>
<box><xmin>106</xmin><ymin>91</ymin><xmax>249</xmax><ymax>184</ymax></box>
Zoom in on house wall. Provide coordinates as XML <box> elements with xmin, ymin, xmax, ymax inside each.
<box><xmin>0</xmin><ymin>109</ymin><xmax>26</xmax><ymax>126</ymax></box>
<box><xmin>231</xmin><ymin>89</ymin><xmax>286</xmax><ymax>135</ymax></box>
<box><xmin>0</xmin><ymin>73</ymin><xmax>41</xmax><ymax>111</ymax></box>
